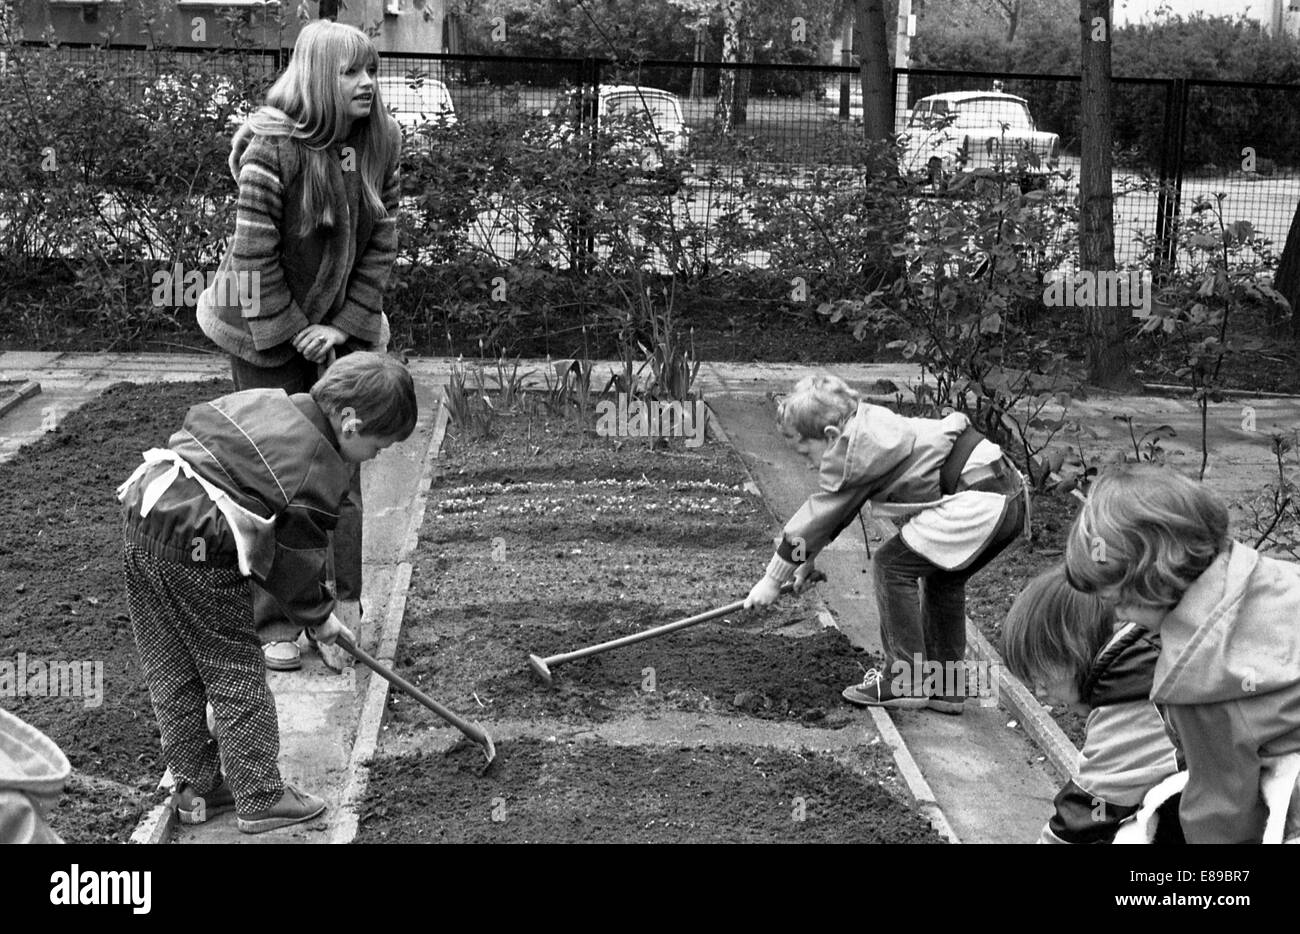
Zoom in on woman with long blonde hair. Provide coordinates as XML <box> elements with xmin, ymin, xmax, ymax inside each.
<box><xmin>198</xmin><ymin>20</ymin><xmax>402</xmax><ymax>671</ymax></box>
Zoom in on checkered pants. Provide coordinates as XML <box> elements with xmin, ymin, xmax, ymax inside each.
<box><xmin>123</xmin><ymin>541</ymin><xmax>283</xmax><ymax>813</ymax></box>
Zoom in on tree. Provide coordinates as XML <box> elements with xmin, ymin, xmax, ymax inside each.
<box><xmin>1078</xmin><ymin>0</ymin><xmax>1132</xmax><ymax>389</ymax></box>
<box><xmin>988</xmin><ymin>0</ymin><xmax>1022</xmax><ymax>42</ymax></box>
<box><xmin>857</xmin><ymin>0</ymin><xmax>892</xmax><ymax>140</ymax></box>
<box><xmin>715</xmin><ymin>0</ymin><xmax>743</xmax><ymax>131</ymax></box>
<box><xmin>1273</xmin><ymin>206</ymin><xmax>1300</xmax><ymax>358</ymax></box>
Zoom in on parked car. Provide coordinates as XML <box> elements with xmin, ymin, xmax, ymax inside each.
<box><xmin>376</xmin><ymin>74</ymin><xmax>457</xmax><ymax>130</ymax></box>
<box><xmin>544</xmin><ymin>84</ymin><xmax>690</xmax><ymax>174</ymax></box>
<box><xmin>901</xmin><ymin>87</ymin><xmax>1060</xmax><ymax>192</ymax></box>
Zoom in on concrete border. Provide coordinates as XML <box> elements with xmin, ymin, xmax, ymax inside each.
<box><xmin>965</xmin><ymin>620</ymin><xmax>1081</xmax><ymax>784</ymax></box>
<box><xmin>0</xmin><ymin>380</ymin><xmax>41</xmax><ymax>417</ymax></box>
<box><xmin>329</xmin><ymin>395</ymin><xmax>450</xmax><ymax>844</ymax></box>
<box><xmin>706</xmin><ymin>402</ymin><xmax>962</xmax><ymax>843</ymax></box>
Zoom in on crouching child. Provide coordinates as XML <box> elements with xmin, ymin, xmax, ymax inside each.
<box><xmin>117</xmin><ymin>352</ymin><xmax>417</xmax><ymax>834</ymax></box>
<box><xmin>746</xmin><ymin>374</ymin><xmax>1028</xmax><ymax>714</ymax></box>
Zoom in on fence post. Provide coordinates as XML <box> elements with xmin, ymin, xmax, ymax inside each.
<box><xmin>1154</xmin><ymin>77</ymin><xmax>1187</xmax><ymax>283</ymax></box>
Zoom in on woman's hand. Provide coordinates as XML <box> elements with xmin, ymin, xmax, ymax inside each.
<box><xmin>294</xmin><ymin>324</ymin><xmax>348</xmax><ymax>363</ymax></box>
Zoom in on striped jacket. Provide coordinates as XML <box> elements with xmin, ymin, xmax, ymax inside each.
<box><xmin>197</xmin><ymin>116</ymin><xmax>401</xmax><ymax>366</ymax></box>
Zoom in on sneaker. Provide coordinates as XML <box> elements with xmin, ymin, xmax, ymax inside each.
<box><xmin>174</xmin><ymin>777</ymin><xmax>236</xmax><ymax>824</ymax></box>
<box><xmin>262</xmin><ymin>640</ymin><xmax>302</xmax><ymax>671</ymax></box>
<box><xmin>927</xmin><ymin>694</ymin><xmax>966</xmax><ymax>715</ymax></box>
<box><xmin>236</xmin><ymin>784</ymin><xmax>326</xmax><ymax>835</ymax></box>
<box><xmin>841</xmin><ymin>668</ymin><xmax>928</xmax><ymax>709</ymax></box>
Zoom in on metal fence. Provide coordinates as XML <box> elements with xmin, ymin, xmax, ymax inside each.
<box><xmin>10</xmin><ymin>42</ymin><xmax>1300</xmax><ymax>276</ymax></box>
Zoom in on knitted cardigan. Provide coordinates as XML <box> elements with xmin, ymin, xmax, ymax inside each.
<box><xmin>197</xmin><ymin>116</ymin><xmax>401</xmax><ymax>367</ymax></box>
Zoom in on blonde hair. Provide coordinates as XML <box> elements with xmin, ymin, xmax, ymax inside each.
<box><xmin>778</xmin><ymin>374</ymin><xmax>861</xmax><ymax>440</ymax></box>
<box><xmin>1002</xmin><ymin>566</ymin><xmax>1115</xmax><ymax>696</ymax></box>
<box><xmin>1064</xmin><ymin>463</ymin><xmax>1229</xmax><ymax>609</ymax></box>
<box><xmin>247</xmin><ymin>21</ymin><xmax>397</xmax><ymax>235</ymax></box>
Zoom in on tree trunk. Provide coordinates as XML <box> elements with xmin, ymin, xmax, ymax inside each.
<box><xmin>858</xmin><ymin>0</ymin><xmax>892</xmax><ymax>141</ymax></box>
<box><xmin>715</xmin><ymin>0</ymin><xmax>742</xmax><ymax>132</ymax></box>
<box><xmin>735</xmin><ymin>30</ymin><xmax>752</xmax><ymax>125</ymax></box>
<box><xmin>1079</xmin><ymin>0</ymin><xmax>1132</xmax><ymax>389</ymax></box>
<box><xmin>1274</xmin><ymin>201</ymin><xmax>1300</xmax><ymax>354</ymax></box>
<box><xmin>1006</xmin><ymin>1</ymin><xmax>1021</xmax><ymax>43</ymax></box>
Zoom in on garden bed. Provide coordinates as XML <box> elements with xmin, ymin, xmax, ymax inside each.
<box><xmin>0</xmin><ymin>378</ymin><xmax>232</xmax><ymax>843</ymax></box>
<box><xmin>360</xmin><ymin>404</ymin><xmax>943</xmax><ymax>842</ymax></box>
<box><xmin>355</xmin><ymin>738</ymin><xmax>943</xmax><ymax>844</ymax></box>
<box><xmin>387</xmin><ymin>411</ymin><xmax>870</xmax><ymax>728</ymax></box>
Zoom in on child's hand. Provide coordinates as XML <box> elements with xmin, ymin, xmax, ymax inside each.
<box><xmin>744</xmin><ymin>577</ymin><xmax>783</xmax><ymax>609</ymax></box>
<box><xmin>311</xmin><ymin>612</ymin><xmax>355</xmax><ymax>646</ymax></box>
<box><xmin>793</xmin><ymin>562</ymin><xmax>818</xmax><ymax>593</ymax></box>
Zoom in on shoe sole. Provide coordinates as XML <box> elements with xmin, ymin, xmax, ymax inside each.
<box><xmin>237</xmin><ymin>802</ymin><xmax>326</xmax><ymax>834</ymax></box>
<box><xmin>176</xmin><ymin>802</ymin><xmax>237</xmax><ymax>824</ymax></box>
<box><xmin>841</xmin><ymin>687</ymin><xmax>928</xmax><ymax>709</ymax></box>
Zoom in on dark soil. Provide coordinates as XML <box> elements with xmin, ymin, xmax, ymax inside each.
<box><xmin>355</xmin><ymin>738</ymin><xmax>944</xmax><ymax>843</ymax></box>
<box><xmin>392</xmin><ymin>608</ymin><xmax>868</xmax><ymax>726</ymax></box>
<box><xmin>392</xmin><ymin>411</ymin><xmax>869</xmax><ymax>727</ymax></box>
<box><xmin>0</xmin><ymin>378</ymin><xmax>233</xmax><ymax>843</ymax></box>
<box><xmin>366</xmin><ymin>405</ymin><xmax>939</xmax><ymax>842</ymax></box>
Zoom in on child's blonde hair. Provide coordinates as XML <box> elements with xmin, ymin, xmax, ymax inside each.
<box><xmin>778</xmin><ymin>374</ymin><xmax>861</xmax><ymax>440</ymax></box>
<box><xmin>1002</xmin><ymin>566</ymin><xmax>1115</xmax><ymax>696</ymax></box>
<box><xmin>249</xmin><ymin>21</ymin><xmax>397</xmax><ymax>235</ymax></box>
<box><xmin>1065</xmin><ymin>463</ymin><xmax>1229</xmax><ymax>609</ymax></box>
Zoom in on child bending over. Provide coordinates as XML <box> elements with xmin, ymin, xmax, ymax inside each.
<box><xmin>1002</xmin><ymin>566</ymin><xmax>1183</xmax><ymax>844</ymax></box>
<box><xmin>117</xmin><ymin>352</ymin><xmax>417</xmax><ymax>834</ymax></box>
<box><xmin>747</xmin><ymin>374</ymin><xmax>1028</xmax><ymax>713</ymax></box>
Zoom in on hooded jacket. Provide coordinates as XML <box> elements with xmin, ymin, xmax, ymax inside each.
<box><xmin>197</xmin><ymin>116</ymin><xmax>400</xmax><ymax>367</ymax></box>
<box><xmin>119</xmin><ymin>388</ymin><xmax>352</xmax><ymax>631</ymax></box>
<box><xmin>771</xmin><ymin>403</ymin><xmax>1017</xmax><ymax>575</ymax></box>
<box><xmin>1151</xmin><ymin>541</ymin><xmax>1300</xmax><ymax>843</ymax></box>
<box><xmin>0</xmin><ymin>708</ymin><xmax>70</xmax><ymax>844</ymax></box>
<box><xmin>1040</xmin><ymin>623</ymin><xmax>1182</xmax><ymax>844</ymax></box>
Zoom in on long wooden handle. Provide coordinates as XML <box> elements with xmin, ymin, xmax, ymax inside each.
<box><xmin>336</xmin><ymin>633</ymin><xmax>488</xmax><ymax>744</ymax></box>
<box><xmin>544</xmin><ymin>570</ymin><xmax>826</xmax><ymax>667</ymax></box>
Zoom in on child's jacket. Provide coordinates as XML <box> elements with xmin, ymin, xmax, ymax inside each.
<box><xmin>1040</xmin><ymin>623</ymin><xmax>1181</xmax><ymax>844</ymax></box>
<box><xmin>0</xmin><ymin>708</ymin><xmax>70</xmax><ymax>844</ymax></box>
<box><xmin>1151</xmin><ymin>541</ymin><xmax>1300</xmax><ymax>843</ymax></box>
<box><xmin>775</xmin><ymin>403</ymin><xmax>1017</xmax><ymax>572</ymax></box>
<box><xmin>197</xmin><ymin>114</ymin><xmax>400</xmax><ymax>367</ymax></box>
<box><xmin>118</xmin><ymin>388</ymin><xmax>351</xmax><ymax>631</ymax></box>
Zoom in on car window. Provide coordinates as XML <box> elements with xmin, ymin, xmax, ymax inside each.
<box><xmin>908</xmin><ymin>102</ymin><xmax>930</xmax><ymax>127</ymax></box>
<box><xmin>951</xmin><ymin>98</ymin><xmax>1033</xmax><ymax>130</ymax></box>
<box><xmin>603</xmin><ymin>93</ymin><xmax>682</xmax><ymax>130</ymax></box>
<box><xmin>378</xmin><ymin>78</ymin><xmax>452</xmax><ymax>115</ymax></box>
